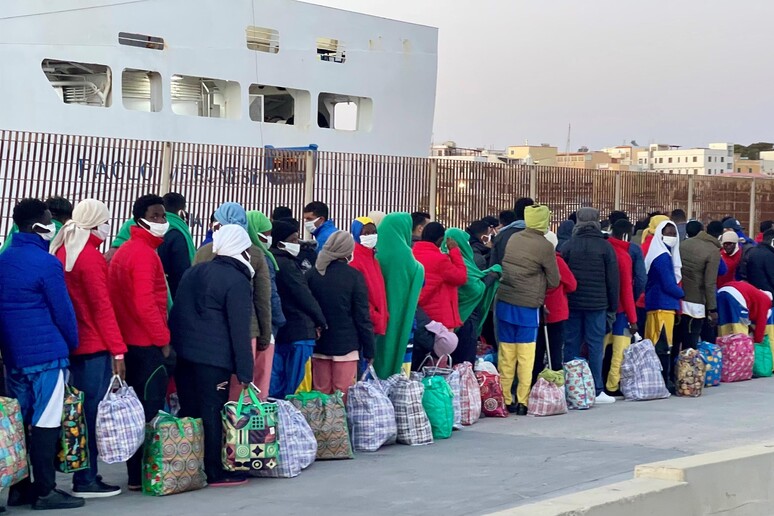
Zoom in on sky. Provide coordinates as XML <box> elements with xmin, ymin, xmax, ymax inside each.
<box><xmin>310</xmin><ymin>0</ymin><xmax>773</xmax><ymax>152</ymax></box>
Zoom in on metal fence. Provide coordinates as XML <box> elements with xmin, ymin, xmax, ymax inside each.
<box><xmin>0</xmin><ymin>129</ymin><xmax>769</xmax><ymax>247</ymax></box>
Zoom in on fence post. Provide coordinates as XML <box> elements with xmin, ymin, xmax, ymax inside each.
<box><xmin>529</xmin><ymin>166</ymin><xmax>537</xmax><ymax>200</ymax></box>
<box><xmin>429</xmin><ymin>159</ymin><xmax>438</xmax><ymax>220</ymax></box>
<box><xmin>750</xmin><ymin>179</ymin><xmax>757</xmax><ymax>235</ymax></box>
<box><xmin>303</xmin><ymin>150</ymin><xmax>316</xmax><ymax>239</ymax></box>
<box><xmin>159</xmin><ymin>141</ymin><xmax>174</xmax><ymax>195</ymax></box>
<box><xmin>687</xmin><ymin>173</ymin><xmax>695</xmax><ymax>220</ymax></box>
<box><xmin>614</xmin><ymin>171</ymin><xmax>621</xmax><ymax>211</ymax></box>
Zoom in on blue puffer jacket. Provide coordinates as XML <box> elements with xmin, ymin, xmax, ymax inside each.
<box><xmin>312</xmin><ymin>219</ymin><xmax>338</xmax><ymax>254</ymax></box>
<box><xmin>0</xmin><ymin>232</ymin><xmax>78</xmax><ymax>369</ymax></box>
<box><xmin>645</xmin><ymin>253</ymin><xmax>684</xmax><ymax>311</ymax></box>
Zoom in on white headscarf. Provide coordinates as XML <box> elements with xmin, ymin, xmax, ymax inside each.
<box><xmin>213</xmin><ymin>224</ymin><xmax>254</xmax><ymax>278</ymax></box>
<box><xmin>644</xmin><ymin>220</ymin><xmax>682</xmax><ymax>283</ymax></box>
<box><xmin>49</xmin><ymin>199</ymin><xmax>110</xmax><ymax>272</ymax></box>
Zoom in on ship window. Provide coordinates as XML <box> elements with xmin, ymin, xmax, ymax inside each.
<box><xmin>249</xmin><ymin>84</ymin><xmax>310</xmax><ymax>125</ymax></box>
<box><xmin>316</xmin><ymin>38</ymin><xmax>346</xmax><ymax>63</ymax></box>
<box><xmin>122</xmin><ymin>69</ymin><xmax>162</xmax><ymax>112</ymax></box>
<box><xmin>317</xmin><ymin>93</ymin><xmax>373</xmax><ymax>131</ymax></box>
<box><xmin>171</xmin><ymin>75</ymin><xmax>241</xmax><ymax>120</ymax></box>
<box><xmin>246</xmin><ymin>26</ymin><xmax>280</xmax><ymax>54</ymax></box>
<box><xmin>118</xmin><ymin>32</ymin><xmax>164</xmax><ymax>50</ymax></box>
<box><xmin>41</xmin><ymin>59</ymin><xmax>112</xmax><ymax>107</ymax></box>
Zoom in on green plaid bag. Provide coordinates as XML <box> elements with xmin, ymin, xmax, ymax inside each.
<box><xmin>142</xmin><ymin>411</ymin><xmax>206</xmax><ymax>496</ymax></box>
<box><xmin>57</xmin><ymin>385</ymin><xmax>88</xmax><ymax>473</ymax></box>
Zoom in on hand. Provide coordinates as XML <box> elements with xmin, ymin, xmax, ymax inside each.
<box><xmin>445</xmin><ymin>237</ymin><xmax>459</xmax><ymax>250</ymax></box>
<box><xmin>628</xmin><ymin>322</ymin><xmax>638</xmax><ymax>335</ymax></box>
<box><xmin>316</xmin><ymin>327</ymin><xmax>323</xmax><ymax>339</ymax></box>
<box><xmin>708</xmin><ymin>311</ymin><xmax>719</xmax><ymax>327</ymax></box>
<box><xmin>216</xmin><ymin>381</ymin><xmax>229</xmax><ymax>391</ymax></box>
<box><xmin>161</xmin><ymin>344</ymin><xmax>171</xmax><ymax>358</ymax></box>
<box><xmin>112</xmin><ymin>357</ymin><xmax>126</xmax><ymax>380</ymax></box>
<box><xmin>256</xmin><ymin>339</ymin><xmax>271</xmax><ymax>351</ymax></box>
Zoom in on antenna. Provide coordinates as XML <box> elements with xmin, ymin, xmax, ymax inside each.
<box><xmin>565</xmin><ymin>123</ymin><xmax>571</xmax><ymax>154</ymax></box>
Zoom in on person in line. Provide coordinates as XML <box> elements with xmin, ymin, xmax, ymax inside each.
<box><xmin>194</xmin><ymin>203</ymin><xmax>272</xmax><ymax>400</ymax></box>
<box><xmin>350</xmin><ymin>216</ymin><xmax>389</xmax><ymax>337</ymax></box>
<box><xmin>0</xmin><ymin>199</ymin><xmax>83</xmax><ymax>511</ymax></box>
<box><xmin>466</xmin><ymin>220</ymin><xmax>493</xmax><ymax>270</ymax></box>
<box><xmin>635</xmin><ymin>214</ymin><xmax>669</xmax><ymax>326</ymax></box>
<box><xmin>489</xmin><ymin>197</ymin><xmax>534</xmax><ymax>267</ymax></box>
<box><xmin>108</xmin><ymin>194</ymin><xmax>171</xmax><ymax>491</ymax></box>
<box><xmin>171</xmin><ymin>224</ymin><xmax>254</xmax><ymax>487</ymax></box>
<box><xmin>302</xmin><ymin>201</ymin><xmax>338</xmax><ymax>252</ymax></box>
<box><xmin>269</xmin><ymin>220</ymin><xmax>327</xmax><ymax>397</ymax></box>
<box><xmin>442</xmin><ymin>228</ymin><xmax>501</xmax><ymax>366</ymax></box>
<box><xmin>0</xmin><ymin>196</ymin><xmax>71</xmax><ymax>254</ymax></box>
<box><xmin>50</xmin><ymin>199</ymin><xmax>125</xmax><ymax>498</ymax></box>
<box><xmin>199</xmin><ymin>213</ymin><xmax>217</xmax><ymax>248</ymax></box>
<box><xmin>743</xmin><ymin>228</ymin><xmax>774</xmax><ymax>295</ymax></box>
<box><xmin>644</xmin><ymin>220</ymin><xmax>684</xmax><ymax>387</ymax></box>
<box><xmin>718</xmin><ymin>231</ymin><xmax>743</xmax><ymax>288</ymax></box>
<box><xmin>410</xmin><ymin>211</ymin><xmax>431</xmax><ymax>247</ymax></box>
<box><xmin>247</xmin><ymin>210</ymin><xmax>286</xmax><ymax>336</ymax></box>
<box><xmin>307</xmin><ymin>232</ymin><xmax>374</xmax><ymax>399</ymax></box>
<box><xmin>271</xmin><ymin>206</ymin><xmax>293</xmax><ymax>222</ymax></box>
<box><xmin>670</xmin><ymin>209</ymin><xmax>688</xmax><ymax>241</ymax></box>
<box><xmin>497</xmin><ymin>205</ymin><xmax>559</xmax><ymax>414</ymax></box>
<box><xmin>555</xmin><ymin>219</ymin><xmax>575</xmax><ymax>253</ymax></box>
<box><xmin>367</xmin><ymin>210</ymin><xmax>387</xmax><ymax>228</ymax></box>
<box><xmin>413</xmin><ymin>222</ymin><xmax>468</xmax><ymax>332</ymax></box>
<box><xmin>374</xmin><ymin>213</ymin><xmax>425</xmax><ymax>378</ymax></box>
<box><xmin>534</xmin><ymin>231</ymin><xmax>576</xmax><ymax>385</ymax></box>
<box><xmin>717</xmin><ymin>281</ymin><xmax>772</xmax><ymax>345</ymax></box>
<box><xmin>498</xmin><ymin>210</ymin><xmax>517</xmax><ymax>231</ymax></box>
<box><xmin>157</xmin><ymin>192</ymin><xmax>195</xmax><ymax>298</ymax></box>
<box><xmin>609</xmin><ymin>210</ymin><xmax>647</xmax><ymax>301</ymax></box>
<box><xmin>562</xmin><ymin>207</ymin><xmax>619</xmax><ymax>405</ymax></box>
<box><xmin>604</xmin><ymin>219</ymin><xmax>638</xmax><ymax>395</ymax></box>
<box><xmin>723</xmin><ymin>218</ymin><xmax>755</xmax><ymax>246</ymax></box>
<box><xmin>676</xmin><ymin>221</ymin><xmax>721</xmax><ymax>358</ymax></box>
<box><xmin>755</xmin><ymin>220</ymin><xmax>774</xmax><ymax>244</ymax></box>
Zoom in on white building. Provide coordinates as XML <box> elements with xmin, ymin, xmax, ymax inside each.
<box><xmin>636</xmin><ymin>143</ymin><xmax>734</xmax><ymax>176</ymax></box>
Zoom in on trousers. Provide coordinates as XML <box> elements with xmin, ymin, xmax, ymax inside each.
<box><xmin>564</xmin><ymin>310</ymin><xmax>607</xmax><ymax>395</ymax></box>
<box><xmin>312</xmin><ymin>358</ymin><xmax>357</xmax><ymax>402</ymax></box>
<box><xmin>498</xmin><ymin>342</ymin><xmax>536</xmax><ymax>406</ymax></box>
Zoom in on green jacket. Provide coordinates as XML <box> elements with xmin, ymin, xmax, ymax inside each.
<box><xmin>680</xmin><ymin>231</ymin><xmax>721</xmax><ymax>311</ymax></box>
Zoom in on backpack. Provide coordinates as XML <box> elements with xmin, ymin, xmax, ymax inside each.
<box><xmin>620</xmin><ymin>340</ymin><xmax>670</xmax><ymax>401</ymax></box>
<box><xmin>563</xmin><ymin>359</ymin><xmax>596</xmax><ymax>410</ymax></box>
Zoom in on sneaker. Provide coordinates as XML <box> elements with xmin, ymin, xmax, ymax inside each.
<box><xmin>209</xmin><ymin>477</ymin><xmax>248</xmax><ymax>488</ymax></box>
<box><xmin>507</xmin><ymin>403</ymin><xmax>519</xmax><ymax>414</ymax></box>
<box><xmin>595</xmin><ymin>392</ymin><xmax>616</xmax><ymax>405</ymax></box>
<box><xmin>72</xmin><ymin>479</ymin><xmax>122</xmax><ymax>498</ymax></box>
<box><xmin>32</xmin><ymin>489</ymin><xmax>85</xmax><ymax>511</ymax></box>
<box><xmin>516</xmin><ymin>404</ymin><xmax>528</xmax><ymax>416</ymax></box>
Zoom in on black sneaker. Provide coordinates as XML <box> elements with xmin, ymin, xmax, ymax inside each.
<box><xmin>32</xmin><ymin>489</ymin><xmax>85</xmax><ymax>510</ymax></box>
<box><xmin>507</xmin><ymin>403</ymin><xmax>519</xmax><ymax>414</ymax></box>
<box><xmin>516</xmin><ymin>404</ymin><xmax>528</xmax><ymax>416</ymax></box>
<box><xmin>73</xmin><ymin>479</ymin><xmax>122</xmax><ymax>498</ymax></box>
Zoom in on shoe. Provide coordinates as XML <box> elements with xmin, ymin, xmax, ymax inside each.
<box><xmin>595</xmin><ymin>392</ymin><xmax>616</xmax><ymax>405</ymax></box>
<box><xmin>507</xmin><ymin>403</ymin><xmax>519</xmax><ymax>414</ymax></box>
<box><xmin>516</xmin><ymin>404</ymin><xmax>528</xmax><ymax>416</ymax></box>
<box><xmin>127</xmin><ymin>485</ymin><xmax>142</xmax><ymax>492</ymax></box>
<box><xmin>606</xmin><ymin>389</ymin><xmax>623</xmax><ymax>398</ymax></box>
<box><xmin>32</xmin><ymin>489</ymin><xmax>85</xmax><ymax>510</ymax></box>
<box><xmin>72</xmin><ymin>479</ymin><xmax>122</xmax><ymax>498</ymax></box>
<box><xmin>8</xmin><ymin>481</ymin><xmax>34</xmax><ymax>507</ymax></box>
<box><xmin>0</xmin><ymin>505</ymin><xmax>6</xmax><ymax>513</ymax></box>
<box><xmin>209</xmin><ymin>476</ymin><xmax>248</xmax><ymax>488</ymax></box>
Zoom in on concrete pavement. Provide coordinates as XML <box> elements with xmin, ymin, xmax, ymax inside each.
<box><xmin>8</xmin><ymin>378</ymin><xmax>774</xmax><ymax>515</ymax></box>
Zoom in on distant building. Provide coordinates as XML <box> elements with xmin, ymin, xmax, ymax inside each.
<box><xmin>556</xmin><ymin>151</ymin><xmax>613</xmax><ymax>169</ymax></box>
<box><xmin>430</xmin><ymin>142</ymin><xmax>507</xmax><ymax>163</ymax></box>
<box><xmin>506</xmin><ymin>144</ymin><xmax>557</xmax><ymax>165</ymax></box>
<box><xmin>636</xmin><ymin>143</ymin><xmax>734</xmax><ymax>176</ymax></box>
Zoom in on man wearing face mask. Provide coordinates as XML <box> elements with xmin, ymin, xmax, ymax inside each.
<box><xmin>108</xmin><ymin>194</ymin><xmax>171</xmax><ymax>491</ymax></box>
<box><xmin>170</xmin><ymin>224</ymin><xmax>254</xmax><ymax>487</ymax></box>
<box><xmin>269</xmin><ymin>219</ymin><xmax>327</xmax><ymax>398</ymax></box>
<box><xmin>302</xmin><ymin>201</ymin><xmax>338</xmax><ymax>253</ymax></box>
<box><xmin>350</xmin><ymin>216</ymin><xmax>389</xmax><ymax>337</ymax></box>
<box><xmin>156</xmin><ymin>193</ymin><xmax>195</xmax><ymax>298</ymax></box>
<box><xmin>0</xmin><ymin>199</ymin><xmax>83</xmax><ymax>510</ymax></box>
<box><xmin>0</xmin><ymin>196</ymin><xmax>71</xmax><ymax>255</ymax></box>
<box><xmin>718</xmin><ymin>231</ymin><xmax>743</xmax><ymax>288</ymax></box>
<box><xmin>467</xmin><ymin>220</ymin><xmax>493</xmax><ymax>270</ymax></box>
<box><xmin>50</xmin><ymin>199</ymin><xmax>125</xmax><ymax>498</ymax></box>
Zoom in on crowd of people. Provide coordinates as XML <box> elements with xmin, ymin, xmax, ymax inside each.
<box><xmin>1</xmin><ymin>192</ymin><xmax>773</xmax><ymax>511</ymax></box>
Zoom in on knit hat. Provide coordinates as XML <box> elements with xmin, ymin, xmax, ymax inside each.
<box><xmin>425</xmin><ymin>321</ymin><xmax>458</xmax><ymax>356</ymax></box>
<box><xmin>525</xmin><ymin>205</ymin><xmax>550</xmax><ymax>234</ymax></box>
<box><xmin>367</xmin><ymin>210</ymin><xmax>387</xmax><ymax>228</ymax></box>
<box><xmin>315</xmin><ymin>230</ymin><xmax>354</xmax><ymax>276</ymax></box>
<box><xmin>214</xmin><ymin>202</ymin><xmax>247</xmax><ymax>230</ymax></box>
<box><xmin>544</xmin><ymin>230</ymin><xmax>558</xmax><ymax>249</ymax></box>
<box><xmin>271</xmin><ymin>219</ymin><xmax>299</xmax><ymax>247</ymax></box>
<box><xmin>351</xmin><ymin>216</ymin><xmax>374</xmax><ymax>243</ymax></box>
<box><xmin>721</xmin><ymin>231</ymin><xmax>739</xmax><ymax>244</ymax></box>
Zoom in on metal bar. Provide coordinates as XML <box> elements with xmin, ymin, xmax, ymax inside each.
<box><xmin>428</xmin><ymin>159</ymin><xmax>438</xmax><ymax>221</ymax></box>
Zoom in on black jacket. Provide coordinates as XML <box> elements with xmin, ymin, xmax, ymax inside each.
<box><xmin>470</xmin><ymin>238</ymin><xmax>490</xmax><ymax>271</ymax></box>
<box><xmin>489</xmin><ymin>224</ymin><xmax>525</xmax><ymax>267</ymax></box>
<box><xmin>158</xmin><ymin>228</ymin><xmax>192</xmax><ymax>297</ymax></box>
<box><xmin>744</xmin><ymin>244</ymin><xmax>774</xmax><ymax>295</ymax></box>
<box><xmin>169</xmin><ymin>256</ymin><xmax>253</xmax><ymax>383</ymax></box>
<box><xmin>306</xmin><ymin>261</ymin><xmax>375</xmax><ymax>359</ymax></box>
<box><xmin>271</xmin><ymin>249</ymin><xmax>327</xmax><ymax>343</ymax></box>
<box><xmin>411</xmin><ymin>307</ymin><xmax>437</xmax><ymax>371</ymax></box>
<box><xmin>562</xmin><ymin>224</ymin><xmax>619</xmax><ymax>312</ymax></box>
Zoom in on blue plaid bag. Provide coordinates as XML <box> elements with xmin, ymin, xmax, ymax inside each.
<box><xmin>346</xmin><ymin>366</ymin><xmax>397</xmax><ymax>452</ymax></box>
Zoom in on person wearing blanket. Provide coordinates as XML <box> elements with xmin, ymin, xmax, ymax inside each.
<box><xmin>717</xmin><ymin>280</ymin><xmax>772</xmax><ymax>345</ymax></box>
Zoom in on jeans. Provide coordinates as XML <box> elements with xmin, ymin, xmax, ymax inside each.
<box><xmin>564</xmin><ymin>310</ymin><xmax>606</xmax><ymax>395</ymax></box>
<box><xmin>176</xmin><ymin>358</ymin><xmax>230</xmax><ymax>482</ymax></box>
<box><xmin>69</xmin><ymin>352</ymin><xmax>113</xmax><ymax>486</ymax></box>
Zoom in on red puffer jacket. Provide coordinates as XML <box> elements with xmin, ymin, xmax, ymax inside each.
<box><xmin>108</xmin><ymin>226</ymin><xmax>170</xmax><ymax>347</ymax></box>
<box><xmin>544</xmin><ymin>253</ymin><xmax>577</xmax><ymax>324</ymax></box>
<box><xmin>56</xmin><ymin>234</ymin><xmax>127</xmax><ymax>357</ymax></box>
<box><xmin>413</xmin><ymin>241</ymin><xmax>468</xmax><ymax>329</ymax></box>
<box><xmin>350</xmin><ymin>243</ymin><xmax>389</xmax><ymax>335</ymax></box>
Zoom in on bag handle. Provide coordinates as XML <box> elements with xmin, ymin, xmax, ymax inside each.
<box><xmin>101</xmin><ymin>374</ymin><xmax>126</xmax><ymax>401</ymax></box>
<box><xmin>360</xmin><ymin>364</ymin><xmax>379</xmax><ymax>382</ymax></box>
<box><xmin>154</xmin><ymin>410</ymin><xmax>185</xmax><ymax>435</ymax></box>
<box><xmin>287</xmin><ymin>390</ymin><xmax>330</xmax><ymax>403</ymax></box>
<box><xmin>544</xmin><ymin>324</ymin><xmax>552</xmax><ymax>371</ymax></box>
<box><xmin>235</xmin><ymin>383</ymin><xmax>265</xmax><ymax>417</ymax></box>
<box><xmin>417</xmin><ymin>354</ymin><xmax>435</xmax><ymax>371</ymax></box>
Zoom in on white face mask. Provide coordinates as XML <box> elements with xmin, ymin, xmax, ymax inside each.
<box><xmin>33</xmin><ymin>222</ymin><xmax>56</xmax><ymax>241</ymax></box>
<box><xmin>91</xmin><ymin>222</ymin><xmax>110</xmax><ymax>241</ymax></box>
<box><xmin>662</xmin><ymin>236</ymin><xmax>678</xmax><ymax>248</ymax></box>
<box><xmin>346</xmin><ymin>254</ymin><xmax>354</xmax><ymax>264</ymax></box>
<box><xmin>258</xmin><ymin>233</ymin><xmax>273</xmax><ymax>248</ymax></box>
<box><xmin>360</xmin><ymin>234</ymin><xmax>378</xmax><ymax>249</ymax></box>
<box><xmin>236</xmin><ymin>250</ymin><xmax>255</xmax><ymax>278</ymax></box>
<box><xmin>281</xmin><ymin>242</ymin><xmax>300</xmax><ymax>257</ymax></box>
<box><xmin>304</xmin><ymin>217</ymin><xmax>320</xmax><ymax>234</ymax></box>
<box><xmin>141</xmin><ymin>218</ymin><xmax>169</xmax><ymax>238</ymax></box>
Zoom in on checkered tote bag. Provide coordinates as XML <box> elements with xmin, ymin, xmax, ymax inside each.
<box><xmin>453</xmin><ymin>362</ymin><xmax>481</xmax><ymax>426</ymax></box>
<box><xmin>528</xmin><ymin>378</ymin><xmax>568</xmax><ymax>416</ymax></box>
<box><xmin>346</xmin><ymin>367</ymin><xmax>397</xmax><ymax>452</ymax></box>
<box><xmin>95</xmin><ymin>375</ymin><xmax>145</xmax><ymax>464</ymax></box>
<box><xmin>254</xmin><ymin>400</ymin><xmax>316</xmax><ymax>478</ymax></box>
<box><xmin>386</xmin><ymin>374</ymin><xmax>433</xmax><ymax>446</ymax></box>
<box><xmin>620</xmin><ymin>339</ymin><xmax>670</xmax><ymax>401</ymax></box>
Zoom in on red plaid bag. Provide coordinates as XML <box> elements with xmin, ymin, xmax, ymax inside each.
<box><xmin>453</xmin><ymin>362</ymin><xmax>481</xmax><ymax>425</ymax></box>
<box><xmin>527</xmin><ymin>378</ymin><xmax>567</xmax><ymax>417</ymax></box>
<box><xmin>475</xmin><ymin>371</ymin><xmax>507</xmax><ymax>418</ymax></box>
<box><xmin>717</xmin><ymin>333</ymin><xmax>754</xmax><ymax>383</ymax></box>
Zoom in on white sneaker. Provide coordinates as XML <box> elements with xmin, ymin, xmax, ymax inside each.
<box><xmin>595</xmin><ymin>392</ymin><xmax>616</xmax><ymax>404</ymax></box>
